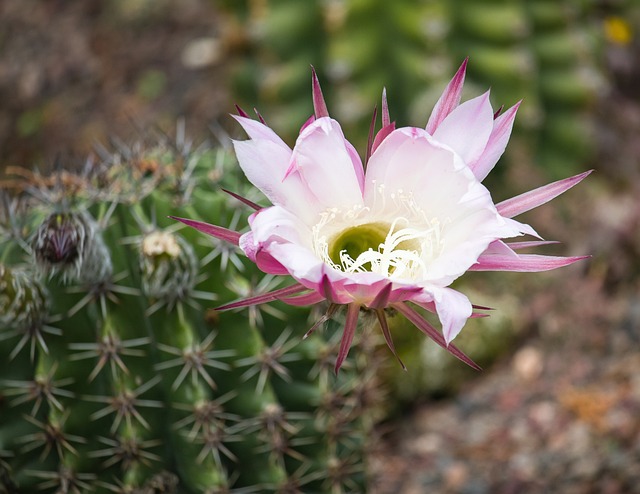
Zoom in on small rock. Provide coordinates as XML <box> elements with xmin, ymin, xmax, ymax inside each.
<box><xmin>408</xmin><ymin>432</ymin><xmax>443</xmax><ymax>455</ymax></box>
<box><xmin>529</xmin><ymin>400</ymin><xmax>558</xmax><ymax>431</ymax></box>
<box><xmin>513</xmin><ymin>346</ymin><xmax>544</xmax><ymax>382</ymax></box>
<box><xmin>181</xmin><ymin>37</ymin><xmax>221</xmax><ymax>69</ymax></box>
<box><xmin>444</xmin><ymin>461</ymin><xmax>469</xmax><ymax>490</ymax></box>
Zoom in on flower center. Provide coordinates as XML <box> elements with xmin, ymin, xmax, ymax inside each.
<box><xmin>330</xmin><ymin>218</ymin><xmax>431</xmax><ymax>279</ymax></box>
<box><xmin>312</xmin><ymin>187</ymin><xmax>448</xmax><ymax>281</ymax></box>
<box><xmin>315</xmin><ymin>215</ymin><xmax>443</xmax><ymax>280</ymax></box>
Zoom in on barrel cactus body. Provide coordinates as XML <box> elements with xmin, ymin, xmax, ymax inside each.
<box><xmin>0</xmin><ymin>131</ymin><xmax>382</xmax><ymax>492</ymax></box>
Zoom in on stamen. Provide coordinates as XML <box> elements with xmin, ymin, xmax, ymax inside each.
<box><xmin>338</xmin><ymin>219</ymin><xmax>430</xmax><ymax>279</ymax></box>
<box><xmin>312</xmin><ymin>188</ymin><xmax>448</xmax><ymax>281</ymax></box>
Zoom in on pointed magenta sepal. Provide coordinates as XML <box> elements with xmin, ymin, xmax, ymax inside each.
<box><xmin>311</xmin><ymin>66</ymin><xmax>330</xmax><ymax>119</ymax></box>
<box><xmin>170</xmin><ymin>216</ymin><xmax>241</xmax><ymax>246</ymax></box>
<box><xmin>335</xmin><ymin>303</ymin><xmax>360</xmax><ymax>374</ymax></box>
<box><xmin>365</xmin><ymin>105</ymin><xmax>378</xmax><ymax>168</ymax></box>
<box><xmin>221</xmin><ymin>189</ymin><xmax>261</xmax><ymax>211</ymax></box>
<box><xmin>426</xmin><ymin>57</ymin><xmax>468</xmax><ymax>134</ymax></box>
<box><xmin>235</xmin><ymin>105</ymin><xmax>250</xmax><ymax>118</ymax></box>
<box><xmin>496</xmin><ymin>170</ymin><xmax>593</xmax><ymax>218</ymax></box>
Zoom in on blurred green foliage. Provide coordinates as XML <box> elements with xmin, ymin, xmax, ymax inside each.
<box><xmin>219</xmin><ymin>0</ymin><xmax>610</xmax><ymax>179</ymax></box>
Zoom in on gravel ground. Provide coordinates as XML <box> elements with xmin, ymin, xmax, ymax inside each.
<box><xmin>371</xmin><ymin>297</ymin><xmax>640</xmax><ymax>493</ymax></box>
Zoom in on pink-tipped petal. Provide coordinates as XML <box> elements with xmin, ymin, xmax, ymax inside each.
<box><xmin>254</xmin><ymin>250</ymin><xmax>289</xmax><ymax>275</ymax></box>
<box><xmin>170</xmin><ymin>216</ymin><xmax>241</xmax><ymax>245</ymax></box>
<box><xmin>432</xmin><ymin>90</ymin><xmax>494</xmax><ymax>166</ymax></box>
<box><xmin>243</xmin><ymin>206</ymin><xmax>313</xmax><ymax>252</ymax></box>
<box><xmin>496</xmin><ymin>170</ymin><xmax>593</xmax><ymax>218</ymax></box>
<box><xmin>470</xmin><ymin>101</ymin><xmax>521</xmax><ymax>181</ymax></box>
<box><xmin>251</xmin><ymin>246</ymin><xmax>289</xmax><ymax>277</ymax></box>
<box><xmin>232</xmin><ymin>115</ymin><xmax>289</xmax><ymax>148</ymax></box>
<box><xmin>233</xmin><ymin>115</ymin><xmax>305</xmax><ymax>211</ymax></box>
<box><xmin>239</xmin><ymin>231</ymin><xmax>290</xmax><ymax>274</ymax></box>
<box><xmin>376</xmin><ymin>309</ymin><xmax>406</xmax><ymax>370</ymax></box>
<box><xmin>233</xmin><ymin>139</ymin><xmax>320</xmax><ymax>222</ymax></box>
<box><xmin>505</xmin><ymin>217</ymin><xmax>542</xmax><ymax>239</ymax></box>
<box><xmin>216</xmin><ymin>283</ymin><xmax>308</xmax><ymax>311</ymax></box>
<box><xmin>393</xmin><ymin>302</ymin><xmax>481</xmax><ymax>370</ymax></box>
<box><xmin>469</xmin><ymin>253</ymin><xmax>590</xmax><ymax>272</ymax></box>
<box><xmin>311</xmin><ymin>66</ymin><xmax>329</xmax><ymax>119</ymax></box>
<box><xmin>482</xmin><ymin>240</ymin><xmax>520</xmax><ymax>256</ymax></box>
<box><xmin>335</xmin><ymin>303</ymin><xmax>360</xmax><ymax>374</ymax></box>
<box><xmin>286</xmin><ymin>118</ymin><xmax>364</xmax><ymax>209</ymax></box>
<box><xmin>426</xmin><ymin>58</ymin><xmax>468</xmax><ymax>134</ymax></box>
<box><xmin>429</xmin><ymin>287</ymin><xmax>473</xmax><ymax>345</ymax></box>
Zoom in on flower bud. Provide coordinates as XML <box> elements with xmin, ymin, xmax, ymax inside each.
<box><xmin>32</xmin><ymin>211</ymin><xmax>112</xmax><ymax>284</ymax></box>
<box><xmin>139</xmin><ymin>230</ymin><xmax>197</xmax><ymax>302</ymax></box>
<box><xmin>0</xmin><ymin>264</ymin><xmax>48</xmax><ymax>329</ymax></box>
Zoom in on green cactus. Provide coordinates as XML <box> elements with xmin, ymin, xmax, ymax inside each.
<box><xmin>0</xmin><ymin>127</ymin><xmax>383</xmax><ymax>492</ymax></box>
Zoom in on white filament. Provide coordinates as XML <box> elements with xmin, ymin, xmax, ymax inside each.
<box><xmin>338</xmin><ymin>218</ymin><xmax>430</xmax><ymax>279</ymax></box>
<box><xmin>312</xmin><ymin>184</ymin><xmax>447</xmax><ymax>281</ymax></box>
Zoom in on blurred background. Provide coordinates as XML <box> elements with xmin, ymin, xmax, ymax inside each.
<box><xmin>1</xmin><ymin>0</ymin><xmax>639</xmax><ymax>492</ymax></box>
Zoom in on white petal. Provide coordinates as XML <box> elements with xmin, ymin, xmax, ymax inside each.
<box><xmin>365</xmin><ymin>127</ymin><xmax>522</xmax><ymax>285</ymax></box>
<box><xmin>246</xmin><ymin>205</ymin><xmax>313</xmax><ymax>251</ymax></box>
<box><xmin>364</xmin><ymin>127</ymin><xmax>464</xmax><ymax>208</ymax></box>
<box><xmin>287</xmin><ymin>117</ymin><xmax>364</xmax><ymax>211</ymax></box>
<box><xmin>233</xmin><ymin>139</ymin><xmax>320</xmax><ymax>224</ymax></box>
<box><xmin>420</xmin><ymin>286</ymin><xmax>473</xmax><ymax>344</ymax></box>
<box><xmin>469</xmin><ymin>102</ymin><xmax>520</xmax><ymax>181</ymax></box>
<box><xmin>233</xmin><ymin>115</ymin><xmax>291</xmax><ymax>148</ymax></box>
<box><xmin>432</xmin><ymin>91</ymin><xmax>494</xmax><ymax>166</ymax></box>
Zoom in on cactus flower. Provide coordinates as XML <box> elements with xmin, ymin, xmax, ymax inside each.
<box><xmin>173</xmin><ymin>60</ymin><xmax>589</xmax><ymax>372</ymax></box>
